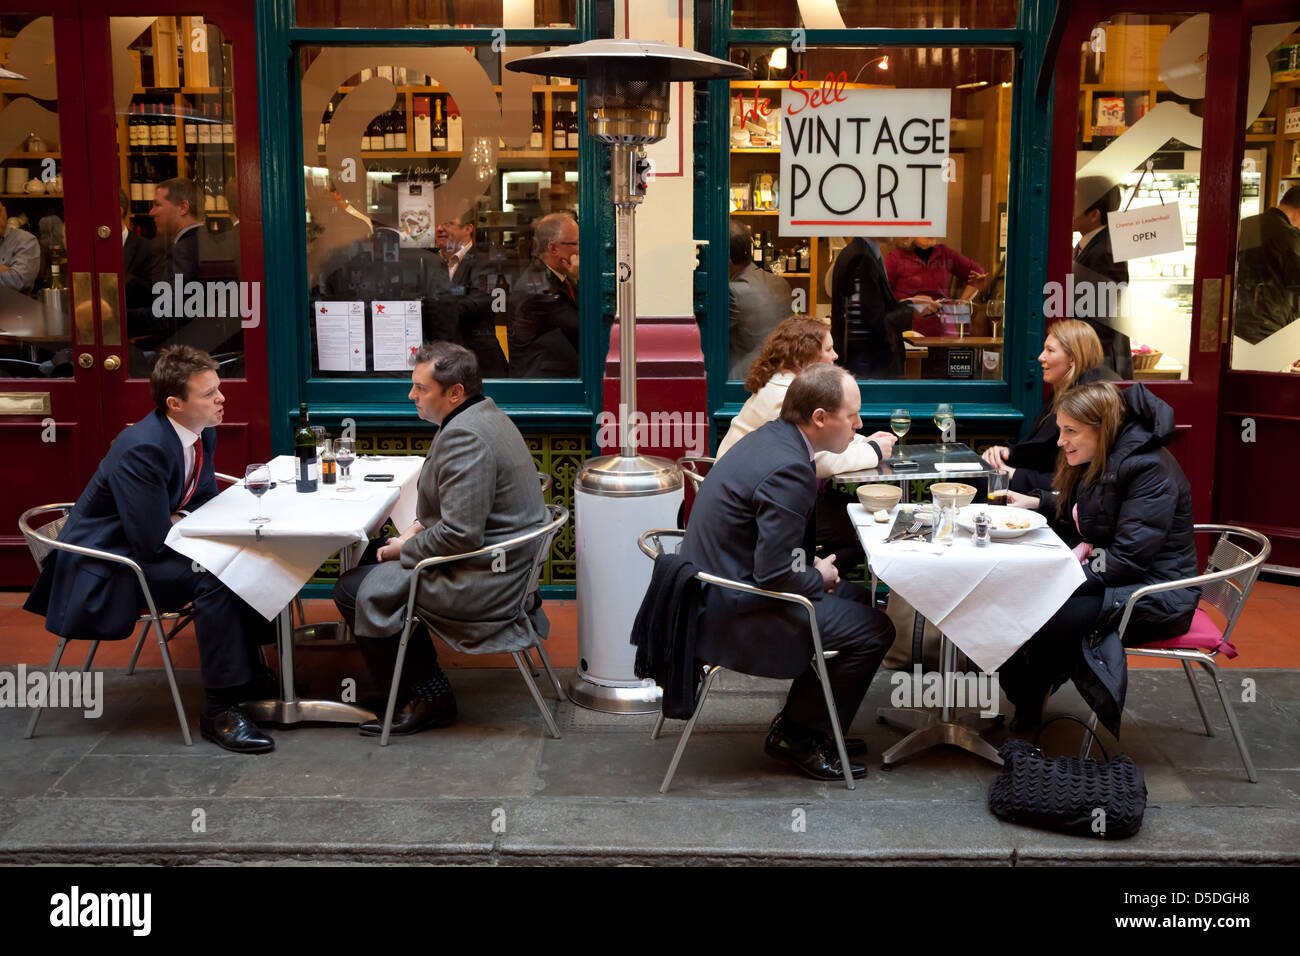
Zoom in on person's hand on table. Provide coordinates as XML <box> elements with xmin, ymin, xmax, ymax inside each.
<box><xmin>981</xmin><ymin>445</ymin><xmax>1015</xmax><ymax>479</ymax></box>
<box><xmin>863</xmin><ymin>430</ymin><xmax>896</xmax><ymax>458</ymax></box>
<box><xmin>814</xmin><ymin>554</ymin><xmax>839</xmax><ymax>593</ymax></box>
<box><xmin>1000</xmin><ymin>490</ymin><xmax>1039</xmax><ymax>510</ymax></box>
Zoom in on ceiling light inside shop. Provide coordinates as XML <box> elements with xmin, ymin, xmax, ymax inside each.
<box><xmin>769</xmin><ymin>47</ymin><xmax>787</xmax><ymax>70</ymax></box>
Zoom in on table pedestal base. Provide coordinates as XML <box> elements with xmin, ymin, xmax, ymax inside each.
<box><xmin>243</xmin><ymin>698</ymin><xmax>376</xmax><ymax>725</ymax></box>
<box><xmin>876</xmin><ymin>707</ymin><xmax>1004</xmax><ymax>767</ymax></box>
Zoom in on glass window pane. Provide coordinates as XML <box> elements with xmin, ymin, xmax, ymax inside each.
<box><xmin>731</xmin><ymin>0</ymin><xmax>1017</xmax><ymax>31</ymax></box>
<box><xmin>301</xmin><ymin>47</ymin><xmax>580</xmax><ymax>380</ymax></box>
<box><xmin>111</xmin><ymin>16</ymin><xmax>244</xmax><ymax>379</ymax></box>
<box><xmin>0</xmin><ymin>15</ymin><xmax>71</xmax><ymax>379</ymax></box>
<box><xmin>295</xmin><ymin>1</ymin><xmax>575</xmax><ymax>29</ymax></box>
<box><xmin>1230</xmin><ymin>25</ymin><xmax>1300</xmax><ymax>372</ymax></box>
<box><xmin>728</xmin><ymin>45</ymin><xmax>1014</xmax><ymax>383</ymax></box>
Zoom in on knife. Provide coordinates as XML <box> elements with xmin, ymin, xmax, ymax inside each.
<box><xmin>884</xmin><ymin>509</ymin><xmax>916</xmax><ymax>543</ymax></box>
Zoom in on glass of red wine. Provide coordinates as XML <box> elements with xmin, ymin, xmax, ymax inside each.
<box><xmin>245</xmin><ymin>463</ymin><xmax>271</xmax><ymax>525</ymax></box>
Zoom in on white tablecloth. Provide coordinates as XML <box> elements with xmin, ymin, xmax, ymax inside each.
<box><xmin>850</xmin><ymin>503</ymin><xmax>1086</xmax><ymax>673</ymax></box>
<box><xmin>165</xmin><ymin>455</ymin><xmax>424</xmax><ymax>620</ymax></box>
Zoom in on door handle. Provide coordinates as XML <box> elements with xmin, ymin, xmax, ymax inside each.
<box><xmin>103</xmin><ymin>355</ymin><xmax>121</xmax><ymax>372</ymax></box>
<box><xmin>78</xmin><ymin>352</ymin><xmax>94</xmax><ymax>369</ymax></box>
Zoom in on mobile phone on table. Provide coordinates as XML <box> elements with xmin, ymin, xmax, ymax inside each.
<box><xmin>363</xmin><ymin>473</ymin><xmax>395</xmax><ymax>482</ymax></box>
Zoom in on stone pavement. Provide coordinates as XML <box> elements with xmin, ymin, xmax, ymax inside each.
<box><xmin>0</xmin><ymin>661</ymin><xmax>1297</xmax><ymax>866</ymax></box>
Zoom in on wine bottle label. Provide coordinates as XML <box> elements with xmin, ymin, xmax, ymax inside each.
<box><xmin>298</xmin><ymin>458</ymin><xmax>319</xmax><ymax>482</ymax></box>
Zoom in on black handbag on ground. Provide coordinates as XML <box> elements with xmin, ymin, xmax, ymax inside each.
<box><xmin>988</xmin><ymin>714</ymin><xmax>1147</xmax><ymax>839</ymax></box>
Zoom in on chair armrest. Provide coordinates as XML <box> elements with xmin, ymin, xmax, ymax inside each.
<box><xmin>637</xmin><ymin>528</ymin><xmax>685</xmax><ymax>560</ymax></box>
<box><xmin>215</xmin><ymin>472</ymin><xmax>240</xmax><ymax>486</ymax></box>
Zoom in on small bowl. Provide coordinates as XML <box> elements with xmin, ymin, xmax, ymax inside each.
<box><xmin>930</xmin><ymin>481</ymin><xmax>977</xmax><ymax>510</ymax></box>
<box><xmin>857</xmin><ymin>484</ymin><xmax>902</xmax><ymax>511</ymax></box>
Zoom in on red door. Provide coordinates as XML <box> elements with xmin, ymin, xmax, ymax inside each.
<box><xmin>0</xmin><ymin>1</ymin><xmax>268</xmax><ymax>584</ymax></box>
<box><xmin>1049</xmin><ymin>4</ymin><xmax>1253</xmax><ymax>524</ymax></box>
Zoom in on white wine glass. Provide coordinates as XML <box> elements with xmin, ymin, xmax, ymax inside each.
<box><xmin>889</xmin><ymin>408</ymin><xmax>912</xmax><ymax>463</ymax></box>
<box><xmin>934</xmin><ymin>403</ymin><xmax>955</xmax><ymax>452</ymax></box>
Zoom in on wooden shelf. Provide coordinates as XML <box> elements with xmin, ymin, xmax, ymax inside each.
<box><xmin>731</xmin><ymin>209</ymin><xmax>779</xmax><ymax>215</ymax></box>
<box><xmin>731</xmin><ymin>147</ymin><xmax>780</xmax><ymax>154</ymax></box>
<box><xmin>0</xmin><ymin>192</ymin><xmax>64</xmax><ymax>198</ymax></box>
<box><xmin>2</xmin><ymin>152</ymin><xmax>60</xmax><ymax>160</ymax></box>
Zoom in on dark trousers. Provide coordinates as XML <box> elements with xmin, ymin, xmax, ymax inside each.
<box><xmin>333</xmin><ymin>541</ymin><xmax>442</xmax><ymax>701</ymax></box>
<box><xmin>143</xmin><ymin>552</ymin><xmax>275</xmax><ymax>690</ymax></box>
<box><xmin>783</xmin><ymin>579</ymin><xmax>894</xmax><ymax>737</ymax></box>
<box><xmin>997</xmin><ymin>583</ymin><xmax>1104</xmax><ymax>713</ymax></box>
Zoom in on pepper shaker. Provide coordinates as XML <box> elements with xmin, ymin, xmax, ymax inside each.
<box><xmin>973</xmin><ymin>512</ymin><xmax>991</xmax><ymax>547</ymax></box>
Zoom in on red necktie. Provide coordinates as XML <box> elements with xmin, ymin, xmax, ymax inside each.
<box><xmin>563</xmin><ymin>277</ymin><xmax>576</xmax><ymax>301</ymax></box>
<box><xmin>180</xmin><ymin>441</ymin><xmax>203</xmax><ymax>508</ymax></box>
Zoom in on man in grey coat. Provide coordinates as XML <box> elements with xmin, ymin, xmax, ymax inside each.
<box><xmin>334</xmin><ymin>342</ymin><xmax>547</xmax><ymax>735</ymax></box>
<box><xmin>729</xmin><ymin>221</ymin><xmax>792</xmax><ymax>379</ymax></box>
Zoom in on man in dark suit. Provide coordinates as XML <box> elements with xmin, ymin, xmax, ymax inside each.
<box><xmin>1234</xmin><ymin>185</ymin><xmax>1300</xmax><ymax>345</ymax></box>
<box><xmin>1071</xmin><ymin>183</ymin><xmax>1133</xmax><ymax>378</ymax></box>
<box><xmin>830</xmin><ymin>237</ymin><xmax>935</xmax><ymax>379</ymax></box>
<box><xmin>508</xmin><ymin>212</ymin><xmax>579</xmax><ymax>378</ymax></box>
<box><xmin>428</xmin><ymin>213</ymin><xmax>509</xmax><ymax>377</ymax></box>
<box><xmin>728</xmin><ymin>221</ymin><xmax>792</xmax><ymax>379</ymax></box>
<box><xmin>24</xmin><ymin>346</ymin><xmax>277</xmax><ymax>753</ymax></box>
<box><xmin>680</xmin><ymin>363</ymin><xmax>895</xmax><ymax>780</ymax></box>
<box><xmin>121</xmin><ymin>189</ymin><xmax>162</xmax><ymax>312</ymax></box>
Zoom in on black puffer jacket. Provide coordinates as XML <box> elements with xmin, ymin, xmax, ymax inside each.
<box><xmin>1044</xmin><ymin>383</ymin><xmax>1200</xmax><ymax>735</ymax></box>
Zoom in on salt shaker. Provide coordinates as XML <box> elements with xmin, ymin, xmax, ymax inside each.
<box><xmin>973</xmin><ymin>512</ymin><xmax>991</xmax><ymax>547</ymax></box>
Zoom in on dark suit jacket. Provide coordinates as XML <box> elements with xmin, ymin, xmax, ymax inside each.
<box><xmin>1073</xmin><ymin>227</ymin><xmax>1134</xmax><ymax>378</ymax></box>
<box><xmin>679</xmin><ymin>419</ymin><xmax>826</xmax><ymax>678</ymax></box>
<box><xmin>1235</xmin><ymin>206</ymin><xmax>1300</xmax><ymax>345</ymax></box>
<box><xmin>165</xmin><ymin>225</ymin><xmax>201</xmax><ymax>282</ymax></box>
<box><xmin>508</xmin><ymin>257</ymin><xmax>579</xmax><ymax>378</ymax></box>
<box><xmin>122</xmin><ymin>229</ymin><xmax>163</xmax><ymax>312</ymax></box>
<box><xmin>729</xmin><ymin>262</ymin><xmax>792</xmax><ymax>379</ymax></box>
<box><xmin>443</xmin><ymin>243</ymin><xmax>509</xmax><ymax>377</ymax></box>
<box><xmin>830</xmin><ymin>238</ymin><xmax>914</xmax><ymax>379</ymax></box>
<box><xmin>24</xmin><ymin>410</ymin><xmax>218</xmax><ymax>641</ymax></box>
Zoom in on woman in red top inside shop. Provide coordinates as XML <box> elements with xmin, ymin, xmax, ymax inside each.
<box><xmin>884</xmin><ymin>237</ymin><xmax>988</xmax><ymax>336</ymax></box>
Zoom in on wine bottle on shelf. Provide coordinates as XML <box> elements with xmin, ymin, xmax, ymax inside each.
<box><xmin>394</xmin><ymin>107</ymin><xmax>408</xmax><ymax>151</ymax></box>
<box><xmin>186</xmin><ymin>108</ymin><xmax>198</xmax><ymax>150</ymax></box>
<box><xmin>294</xmin><ymin>404</ymin><xmax>319</xmax><ymax>493</ymax></box>
<box><xmin>214</xmin><ymin>174</ymin><xmax>228</xmax><ymax>213</ymax></box>
<box><xmin>155</xmin><ymin>105</ymin><xmax>168</xmax><ymax>147</ymax></box>
<box><xmin>763</xmin><ymin>232</ymin><xmax>774</xmax><ymax>268</ymax></box>
<box><xmin>413</xmin><ymin>96</ymin><xmax>432</xmax><ymax>152</ymax></box>
<box><xmin>383</xmin><ymin>110</ymin><xmax>396</xmax><ymax>151</ymax></box>
<box><xmin>198</xmin><ymin>103</ymin><xmax>211</xmax><ymax>145</ymax></box>
<box><xmin>566</xmin><ymin>99</ymin><xmax>579</xmax><ymax>150</ymax></box>
<box><xmin>129</xmin><ymin>158</ymin><xmax>144</xmax><ymax>205</ymax></box>
<box><xmin>431</xmin><ymin>98</ymin><xmax>447</xmax><ymax>151</ymax></box>
<box><xmin>203</xmin><ymin>172</ymin><xmax>217</xmax><ymax>214</ymax></box>
<box><xmin>445</xmin><ymin>99</ymin><xmax>462</xmax><ymax>152</ymax></box>
<box><xmin>552</xmin><ymin>101</ymin><xmax>566</xmax><ymax>150</ymax></box>
<box><xmin>751</xmin><ymin>230</ymin><xmax>762</xmax><ymax>264</ymax></box>
<box><xmin>530</xmin><ymin>97</ymin><xmax>544</xmax><ymax>149</ymax></box>
<box><xmin>362</xmin><ymin>119</ymin><xmax>375</xmax><ymax>152</ymax></box>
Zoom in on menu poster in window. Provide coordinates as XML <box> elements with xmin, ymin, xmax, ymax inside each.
<box><xmin>779</xmin><ymin>87</ymin><xmax>950</xmax><ymax>237</ymax></box>
<box><xmin>371</xmin><ymin>300</ymin><xmax>423</xmax><ymax>371</ymax></box>
<box><xmin>1108</xmin><ymin>203</ymin><xmax>1185</xmax><ymax>262</ymax></box>
<box><xmin>314</xmin><ymin>301</ymin><xmax>366</xmax><ymax>372</ymax></box>
<box><xmin>396</xmin><ymin>182</ymin><xmax>435</xmax><ymax>248</ymax></box>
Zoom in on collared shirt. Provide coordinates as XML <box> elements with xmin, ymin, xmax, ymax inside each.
<box><xmin>122</xmin><ymin>225</ymin><xmax>129</xmax><ymax>246</ymax></box>
<box><xmin>173</xmin><ymin>222</ymin><xmax>201</xmax><ymax>246</ymax></box>
<box><xmin>167</xmin><ymin>415</ymin><xmax>201</xmax><ymax>492</ymax></box>
<box><xmin>1074</xmin><ymin>226</ymin><xmax>1104</xmax><ymax>260</ymax></box>
<box><xmin>0</xmin><ymin>226</ymin><xmax>41</xmax><ymax>292</ymax></box>
<box><xmin>447</xmin><ymin>245</ymin><xmax>468</xmax><ymax>281</ymax></box>
<box><xmin>797</xmin><ymin>426</ymin><xmax>815</xmax><ymax>462</ymax></box>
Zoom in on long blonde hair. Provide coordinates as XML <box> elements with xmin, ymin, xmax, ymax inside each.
<box><xmin>1045</xmin><ymin>319</ymin><xmax>1104</xmax><ymax>405</ymax></box>
<box><xmin>1051</xmin><ymin>381</ymin><xmax>1125</xmax><ymax>517</ymax></box>
<box><xmin>744</xmin><ymin>315</ymin><xmax>830</xmax><ymax>394</ymax></box>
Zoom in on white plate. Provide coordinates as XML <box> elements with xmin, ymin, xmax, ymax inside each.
<box><xmin>955</xmin><ymin>504</ymin><xmax>1047</xmax><ymax>539</ymax></box>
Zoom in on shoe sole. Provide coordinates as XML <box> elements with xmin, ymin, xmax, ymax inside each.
<box><xmin>201</xmin><ymin>728</ymin><xmax>275</xmax><ymax>755</ymax></box>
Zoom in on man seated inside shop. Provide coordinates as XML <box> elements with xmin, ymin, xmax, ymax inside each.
<box><xmin>1234</xmin><ymin>185</ymin><xmax>1300</xmax><ymax>345</ymax></box>
<box><xmin>426</xmin><ymin>210</ymin><xmax>509</xmax><ymax>378</ymax></box>
<box><xmin>24</xmin><ymin>345</ymin><xmax>279</xmax><ymax>753</ymax></box>
<box><xmin>333</xmin><ymin>342</ymin><xmax>549</xmax><ymax>736</ymax></box>
<box><xmin>884</xmin><ymin>236</ymin><xmax>987</xmax><ymax>337</ymax></box>
<box><xmin>830</xmin><ymin>235</ymin><xmax>938</xmax><ymax>379</ymax></box>
<box><xmin>508</xmin><ymin>211</ymin><xmax>579</xmax><ymax>378</ymax></box>
<box><xmin>728</xmin><ymin>220</ymin><xmax>793</xmax><ymax>379</ymax></box>
<box><xmin>0</xmin><ymin>199</ymin><xmax>41</xmax><ymax>294</ymax></box>
<box><xmin>1071</xmin><ymin>179</ymin><xmax>1133</xmax><ymax>379</ymax></box>
<box><xmin>676</xmin><ymin>362</ymin><xmax>895</xmax><ymax>781</ymax></box>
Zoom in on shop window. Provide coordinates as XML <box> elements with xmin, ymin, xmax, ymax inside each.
<box><xmin>0</xmin><ymin>16</ymin><xmax>69</xmax><ymax>380</ymax></box>
<box><xmin>730</xmin><ymin>0</ymin><xmax>1017</xmax><ymax>31</ymax></box>
<box><xmin>726</xmin><ymin>45</ymin><xmax>1014</xmax><ymax>383</ymax></box>
<box><xmin>1230</xmin><ymin>24</ymin><xmax>1300</xmax><ymax>374</ymax></box>
<box><xmin>1069</xmin><ymin>14</ymin><xmax>1208</xmax><ymax>383</ymax></box>
<box><xmin>295</xmin><ymin>0</ymin><xmax>575</xmax><ymax>30</ymax></box>
<box><xmin>300</xmin><ymin>46</ymin><xmax>581</xmax><ymax>380</ymax></box>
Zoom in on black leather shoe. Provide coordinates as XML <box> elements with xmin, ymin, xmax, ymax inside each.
<box><xmin>358</xmin><ymin>694</ymin><xmax>457</xmax><ymax>737</ymax></box>
<box><xmin>765</xmin><ymin>723</ymin><xmax>867</xmax><ymax>781</ymax></box>
<box><xmin>769</xmin><ymin>715</ymin><xmax>866</xmax><ymax>756</ymax></box>
<box><xmin>200</xmin><ymin>706</ymin><xmax>274</xmax><ymax>754</ymax></box>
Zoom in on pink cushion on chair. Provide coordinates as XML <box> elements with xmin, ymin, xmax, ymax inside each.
<box><xmin>1141</xmin><ymin>608</ymin><xmax>1239</xmax><ymax>659</ymax></box>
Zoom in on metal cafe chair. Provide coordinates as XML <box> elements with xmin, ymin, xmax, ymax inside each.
<box><xmin>537</xmin><ymin>471</ymin><xmax>553</xmax><ymax>495</ymax></box>
<box><xmin>1079</xmin><ymin>524</ymin><xmax>1271</xmax><ymax>782</ymax></box>
<box><xmin>376</xmin><ymin>503</ymin><xmax>570</xmax><ymax>746</ymax></box>
<box><xmin>676</xmin><ymin>456</ymin><xmax>715</xmax><ymax>492</ymax></box>
<box><xmin>637</xmin><ymin>528</ymin><xmax>855</xmax><ymax>792</ymax></box>
<box><xmin>18</xmin><ymin>504</ymin><xmax>193</xmax><ymax>744</ymax></box>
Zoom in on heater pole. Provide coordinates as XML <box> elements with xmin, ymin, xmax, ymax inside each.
<box><xmin>611</xmin><ymin>143</ymin><xmax>644</xmax><ymax>458</ymax></box>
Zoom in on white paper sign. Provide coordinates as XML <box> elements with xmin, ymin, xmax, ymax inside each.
<box><xmin>780</xmin><ymin>85</ymin><xmax>950</xmax><ymax>237</ymax></box>
<box><xmin>314</xmin><ymin>301</ymin><xmax>366</xmax><ymax>371</ymax></box>
<box><xmin>1108</xmin><ymin>203</ymin><xmax>1185</xmax><ymax>262</ymax></box>
<box><xmin>371</xmin><ymin>300</ymin><xmax>423</xmax><ymax>371</ymax></box>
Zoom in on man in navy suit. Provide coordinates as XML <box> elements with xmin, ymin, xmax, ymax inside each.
<box><xmin>25</xmin><ymin>346</ymin><xmax>276</xmax><ymax>753</ymax></box>
<box><xmin>680</xmin><ymin>363</ymin><xmax>894</xmax><ymax>780</ymax></box>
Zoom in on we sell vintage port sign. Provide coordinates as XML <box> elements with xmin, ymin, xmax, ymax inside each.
<box><xmin>779</xmin><ymin>78</ymin><xmax>951</xmax><ymax>238</ymax></box>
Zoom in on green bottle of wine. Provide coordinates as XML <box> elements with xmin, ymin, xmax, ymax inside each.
<box><xmin>294</xmin><ymin>403</ymin><xmax>318</xmax><ymax>493</ymax></box>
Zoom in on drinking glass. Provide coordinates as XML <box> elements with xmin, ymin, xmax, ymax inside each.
<box><xmin>987</xmin><ymin>297</ymin><xmax>1004</xmax><ymax>341</ymax></box>
<box><xmin>934</xmin><ymin>403</ymin><xmax>955</xmax><ymax>450</ymax></box>
<box><xmin>889</xmin><ymin>407</ymin><xmax>914</xmax><ymax>466</ymax></box>
<box><xmin>245</xmin><ymin>463</ymin><xmax>271</xmax><ymax>525</ymax></box>
<box><xmin>334</xmin><ymin>438</ymin><xmax>356</xmax><ymax>492</ymax></box>
<box><xmin>987</xmin><ymin>469</ymin><xmax>1009</xmax><ymax>505</ymax></box>
<box><xmin>311</xmin><ymin>426</ymin><xmax>327</xmax><ymax>461</ymax></box>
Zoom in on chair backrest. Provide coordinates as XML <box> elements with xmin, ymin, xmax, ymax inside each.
<box><xmin>537</xmin><ymin>471</ymin><xmax>553</xmax><ymax>495</ymax></box>
<box><xmin>1194</xmin><ymin>524</ymin><xmax>1271</xmax><ymax>641</ymax></box>
<box><xmin>516</xmin><ymin>503</ymin><xmax>568</xmax><ymax>617</ymax></box>
<box><xmin>676</xmin><ymin>457</ymin><xmax>716</xmax><ymax>492</ymax></box>
<box><xmin>17</xmin><ymin>504</ymin><xmax>74</xmax><ymax>571</ymax></box>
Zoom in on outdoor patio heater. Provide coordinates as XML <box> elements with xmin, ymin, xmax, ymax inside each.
<box><xmin>507</xmin><ymin>41</ymin><xmax>749</xmax><ymax>713</ymax></box>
